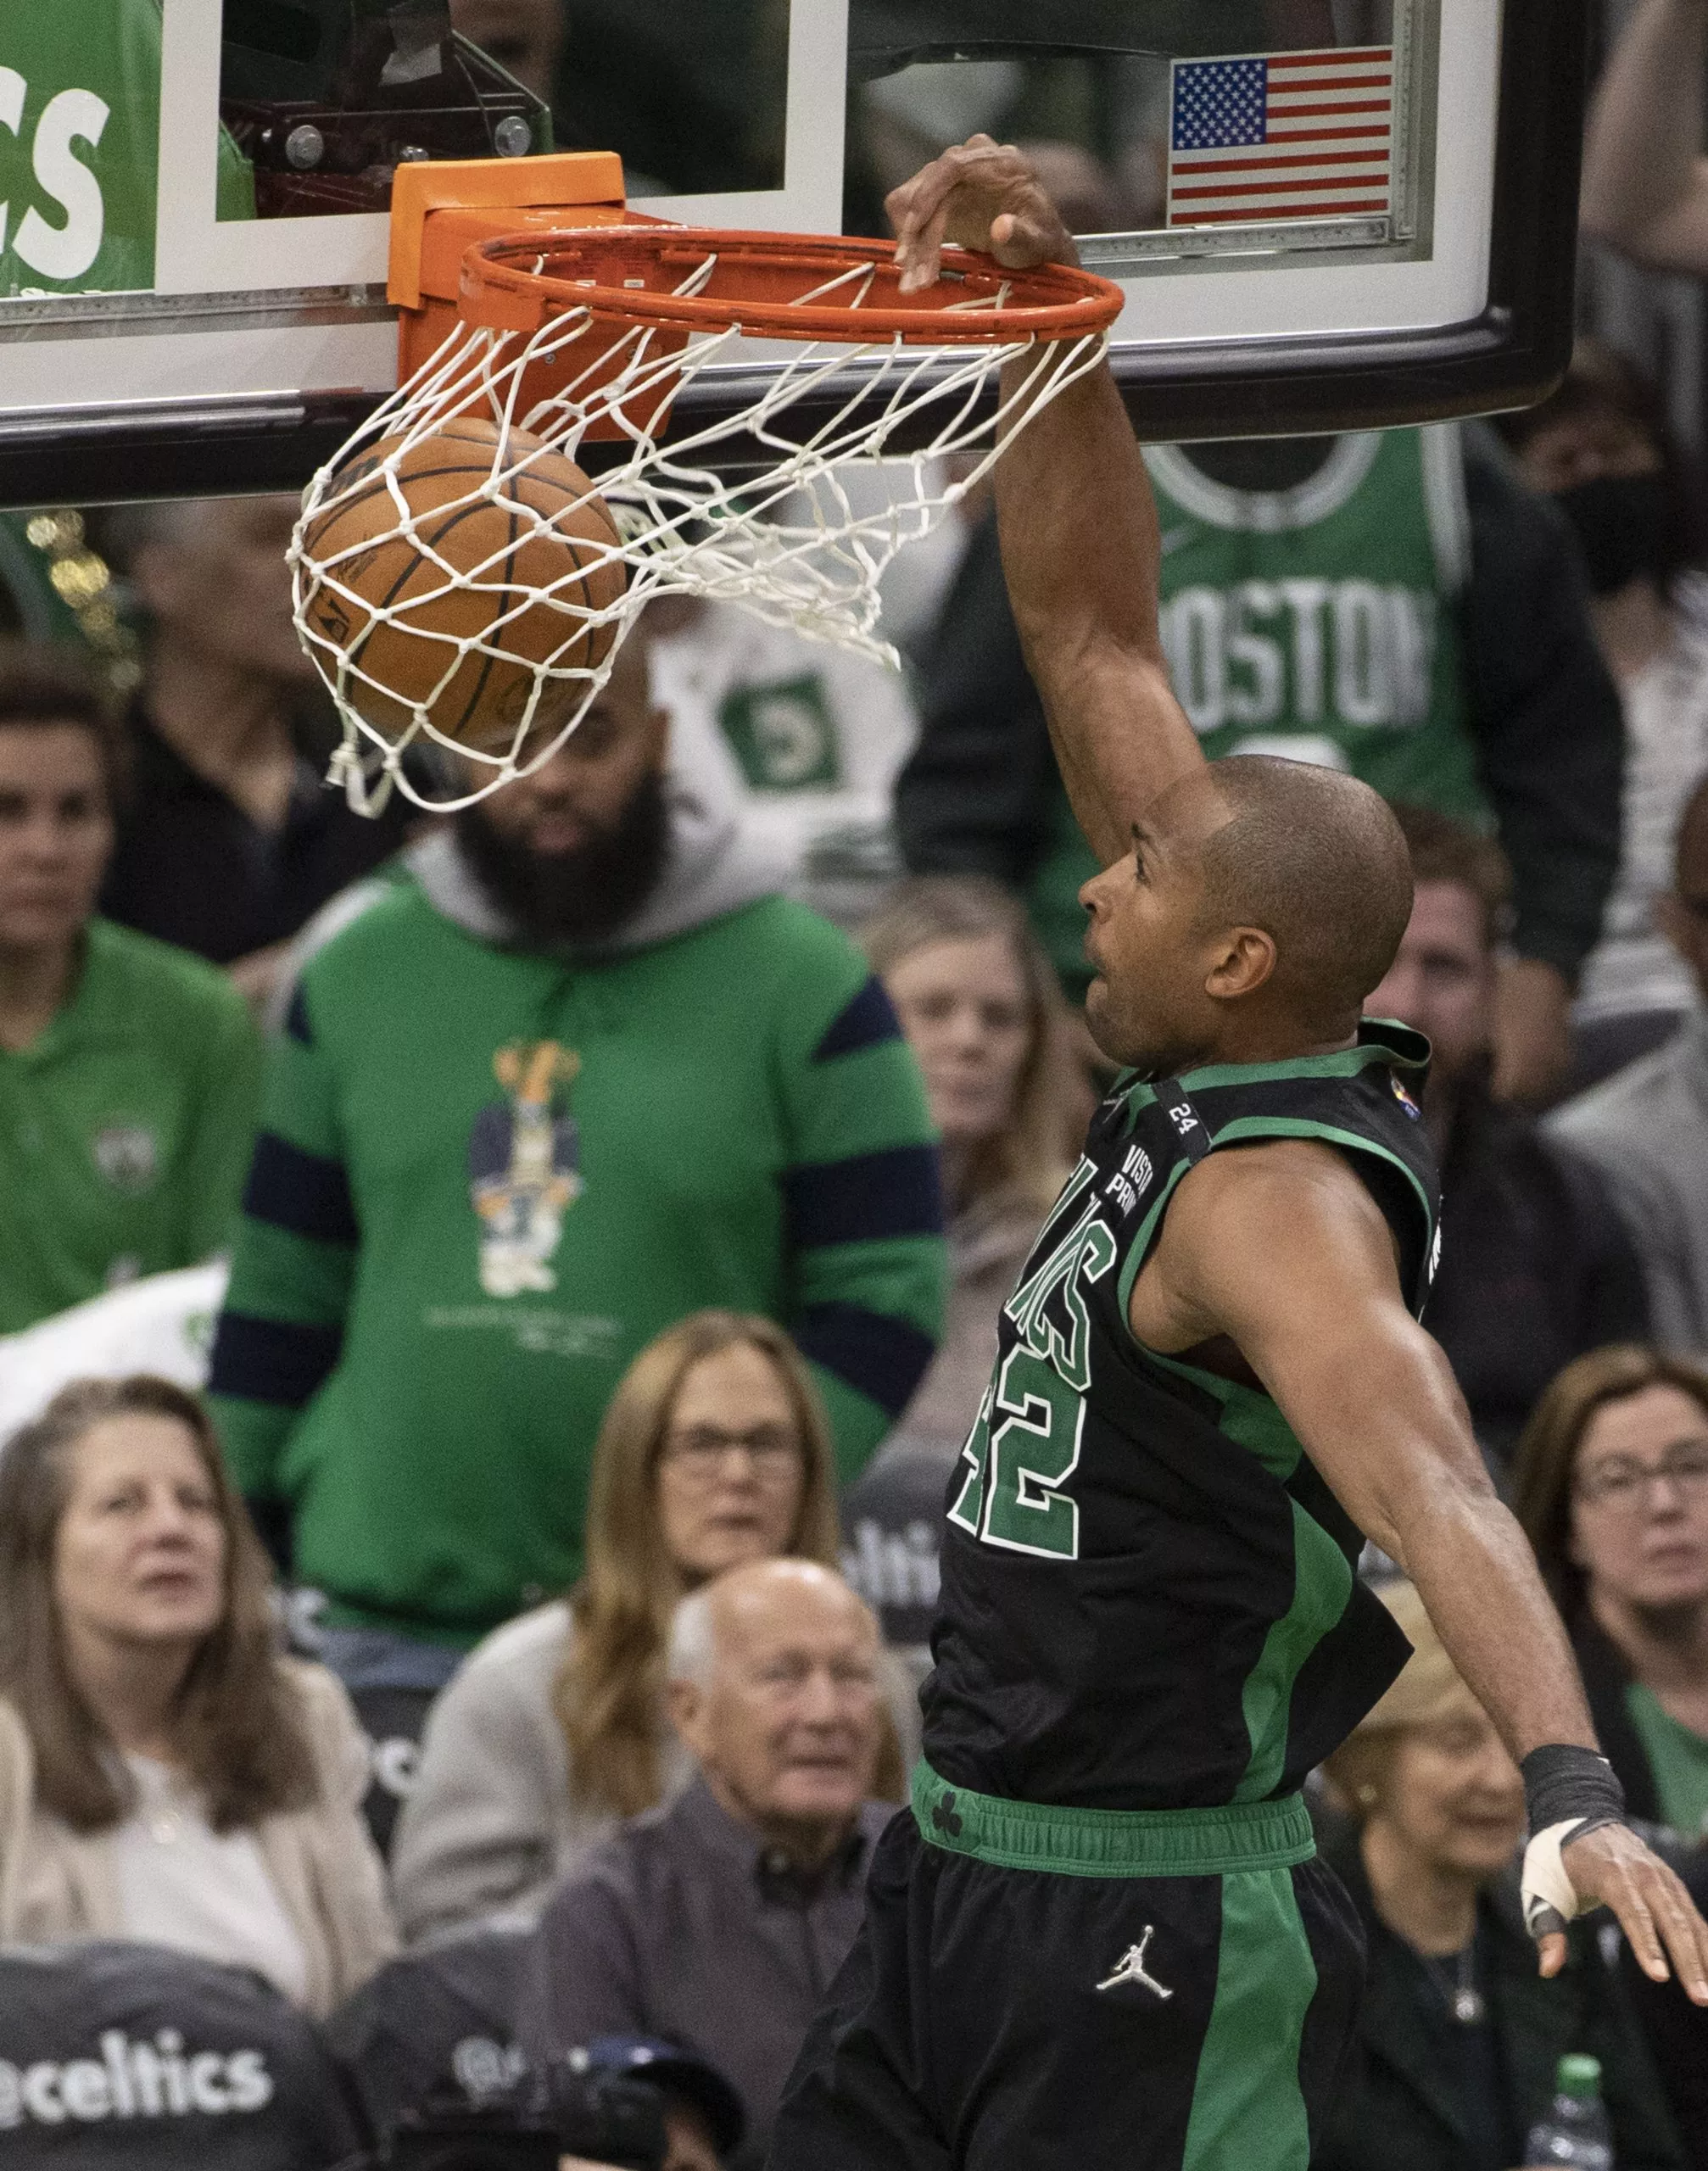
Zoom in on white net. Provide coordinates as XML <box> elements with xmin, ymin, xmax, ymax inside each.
<box><xmin>290</xmin><ymin>237</ymin><xmax>1114</xmax><ymax>813</ymax></box>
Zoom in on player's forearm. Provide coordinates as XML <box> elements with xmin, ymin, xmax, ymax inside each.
<box><xmin>992</xmin><ymin>360</ymin><xmax>1204</xmax><ymax>857</ymax></box>
<box><xmin>992</xmin><ymin>358</ymin><xmax>1157</xmax><ymax>665</ymax></box>
<box><xmin>1245</xmin><ymin>1275</ymin><xmax>1599</xmax><ymax>1758</ymax></box>
<box><xmin>1386</xmin><ymin>1476</ymin><xmax>1600</xmax><ymax>1761</ymax></box>
<box><xmin>1582</xmin><ymin>0</ymin><xmax>1708</xmax><ymax>259</ymax></box>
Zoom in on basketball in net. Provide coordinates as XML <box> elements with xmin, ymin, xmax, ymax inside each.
<box><xmin>294</xmin><ymin>226</ymin><xmax>1125</xmax><ymax>812</ymax></box>
<box><xmin>296</xmin><ymin>414</ymin><xmax>626</xmax><ymax>754</ymax></box>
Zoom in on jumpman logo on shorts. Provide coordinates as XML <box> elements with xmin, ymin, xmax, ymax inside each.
<box><xmin>1096</xmin><ymin>1924</ymin><xmax>1174</xmax><ymax>1999</ymax></box>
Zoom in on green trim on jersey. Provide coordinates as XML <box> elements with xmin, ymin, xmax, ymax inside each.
<box><xmin>912</xmin><ymin>1761</ymin><xmax>1314</xmax><ymax>1878</ymax></box>
<box><xmin>1103</xmin><ymin>1051</ymin><xmax>1431</xmax><ymax>1803</ymax></box>
<box><xmin>1139</xmin><ymin>1349</ymin><xmax>1303</xmax><ymax>1482</ymax></box>
<box><xmin>1123</xmin><ymin>1341</ymin><xmax>1360</xmax><ymax>1804</ymax></box>
<box><xmin>1114</xmin><ymin>1161</ymin><xmax>1194</xmax><ymax>1325</ymax></box>
<box><xmin>1181</xmin><ymin>1863</ymin><xmax>1320</xmax><ymax>2171</ymax></box>
<box><xmin>1174</xmin><ymin>1030</ymin><xmax>1428</xmax><ymax>1094</ymax></box>
<box><xmin>1234</xmin><ymin>1501</ymin><xmax>1355</xmax><ymax>1802</ymax></box>
<box><xmin>1109</xmin><ymin>1034</ymin><xmax>1432</xmax><ymax>1328</ymax></box>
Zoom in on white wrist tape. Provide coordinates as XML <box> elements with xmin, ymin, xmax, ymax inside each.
<box><xmin>1521</xmin><ymin>1818</ymin><xmax>1592</xmax><ymax>1940</ymax></box>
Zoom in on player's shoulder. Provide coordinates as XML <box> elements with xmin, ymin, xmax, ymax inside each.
<box><xmin>1134</xmin><ymin>1139</ymin><xmax>1409</xmax><ymax>1350</ymax></box>
<box><xmin>1181</xmin><ymin>1129</ymin><xmax>1378</xmax><ymax>1210</ymax></box>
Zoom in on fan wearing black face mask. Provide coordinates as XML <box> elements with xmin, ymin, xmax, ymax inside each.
<box><xmin>1501</xmin><ymin>343</ymin><xmax>1708</xmax><ymax>1091</ymax></box>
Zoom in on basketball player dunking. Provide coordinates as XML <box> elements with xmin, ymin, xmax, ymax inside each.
<box><xmin>770</xmin><ymin>142</ymin><xmax>1708</xmax><ymax>2171</ymax></box>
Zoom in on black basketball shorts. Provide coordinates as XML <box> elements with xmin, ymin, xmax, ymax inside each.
<box><xmin>768</xmin><ymin>1764</ymin><xmax>1365</xmax><ymax>2171</ymax></box>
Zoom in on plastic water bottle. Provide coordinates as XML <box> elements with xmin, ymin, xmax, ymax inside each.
<box><xmin>1523</xmin><ymin>2054</ymin><xmax>1614</xmax><ymax>2168</ymax></box>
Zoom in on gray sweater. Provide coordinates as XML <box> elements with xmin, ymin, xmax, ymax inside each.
<box><xmin>390</xmin><ymin>1603</ymin><xmax>688</xmax><ymax>1943</ymax></box>
<box><xmin>391</xmin><ymin>1600</ymin><xmax>920</xmax><ymax>1942</ymax></box>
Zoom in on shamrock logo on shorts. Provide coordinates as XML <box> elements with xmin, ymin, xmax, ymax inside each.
<box><xmin>931</xmin><ymin>1790</ymin><xmax>964</xmax><ymax>1839</ymax></box>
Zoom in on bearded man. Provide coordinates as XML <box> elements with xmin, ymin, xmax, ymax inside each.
<box><xmin>210</xmin><ymin>638</ymin><xmax>946</xmax><ymax>1694</ymax></box>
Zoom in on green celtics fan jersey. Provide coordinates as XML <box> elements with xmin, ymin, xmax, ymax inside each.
<box><xmin>921</xmin><ymin>1020</ymin><xmax>1439</xmax><ymax>1811</ymax></box>
<box><xmin>1029</xmin><ymin>428</ymin><xmax>1488</xmax><ymax>988</ymax></box>
<box><xmin>0</xmin><ymin>919</ymin><xmax>262</xmax><ymax>1333</ymax></box>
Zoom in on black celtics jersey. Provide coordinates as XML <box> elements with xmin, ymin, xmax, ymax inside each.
<box><xmin>920</xmin><ymin>1019</ymin><xmax>1440</xmax><ymax>1811</ymax></box>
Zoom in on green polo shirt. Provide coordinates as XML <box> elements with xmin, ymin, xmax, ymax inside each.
<box><xmin>1626</xmin><ymin>1683</ymin><xmax>1708</xmax><ymax>1840</ymax></box>
<box><xmin>0</xmin><ymin>919</ymin><xmax>262</xmax><ymax>1333</ymax></box>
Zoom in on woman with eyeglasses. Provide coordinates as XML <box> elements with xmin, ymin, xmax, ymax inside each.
<box><xmin>391</xmin><ymin>1311</ymin><xmax>912</xmax><ymax>1940</ymax></box>
<box><xmin>1513</xmin><ymin>1345</ymin><xmax>1708</xmax><ymax>1840</ymax></box>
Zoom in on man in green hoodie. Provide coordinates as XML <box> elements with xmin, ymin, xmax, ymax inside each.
<box><xmin>209</xmin><ymin>638</ymin><xmax>946</xmax><ymax>1690</ymax></box>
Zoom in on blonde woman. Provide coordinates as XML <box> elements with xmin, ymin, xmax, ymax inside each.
<box><xmin>1314</xmin><ymin>1580</ymin><xmax>1681</xmax><ymax>2171</ymax></box>
<box><xmin>859</xmin><ymin>876</ymin><xmax>1084</xmax><ymax>1467</ymax></box>
<box><xmin>391</xmin><ymin>1311</ymin><xmax>912</xmax><ymax>1941</ymax></box>
<box><xmin>0</xmin><ymin>1376</ymin><xmax>395</xmax><ymax>2015</ymax></box>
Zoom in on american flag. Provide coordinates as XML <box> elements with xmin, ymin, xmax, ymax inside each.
<box><xmin>1166</xmin><ymin>47</ymin><xmax>1393</xmax><ymax>228</ymax></box>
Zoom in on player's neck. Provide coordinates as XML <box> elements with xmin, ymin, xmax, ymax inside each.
<box><xmin>1181</xmin><ymin>1018</ymin><xmax>1361</xmax><ymax>1074</ymax></box>
<box><xmin>143</xmin><ymin>641</ymin><xmax>299</xmax><ymax>825</ymax></box>
<box><xmin>0</xmin><ymin>929</ymin><xmax>82</xmax><ymax>1052</ymax></box>
<box><xmin>1359</xmin><ymin>1817</ymin><xmax>1480</xmax><ymax>1956</ymax></box>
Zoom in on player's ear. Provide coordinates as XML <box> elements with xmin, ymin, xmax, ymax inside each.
<box><xmin>1204</xmin><ymin>925</ymin><xmax>1276</xmax><ymax>1002</ymax></box>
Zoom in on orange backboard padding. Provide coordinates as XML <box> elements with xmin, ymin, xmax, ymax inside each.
<box><xmin>388</xmin><ymin>153</ymin><xmax>685</xmax><ymax>435</ymax></box>
<box><xmin>388</xmin><ymin>152</ymin><xmax>627</xmax><ymax>310</ymax></box>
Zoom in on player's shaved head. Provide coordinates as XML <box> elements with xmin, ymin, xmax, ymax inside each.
<box><xmin>1082</xmin><ymin>754</ymin><xmax>1416</xmax><ymax>1073</ymax></box>
<box><xmin>1183</xmin><ymin>757</ymin><xmax>1415</xmax><ymax>1022</ymax></box>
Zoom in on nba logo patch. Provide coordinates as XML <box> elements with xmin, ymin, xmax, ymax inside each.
<box><xmin>1389</xmin><ymin>1074</ymin><xmax>1422</xmax><ymax>1120</ymax></box>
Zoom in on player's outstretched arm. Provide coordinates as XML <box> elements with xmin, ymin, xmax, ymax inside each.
<box><xmin>887</xmin><ymin>139</ymin><xmax>1205</xmax><ymax>868</ymax></box>
<box><xmin>1136</xmin><ymin>1137</ymin><xmax>1708</xmax><ymax>2002</ymax></box>
<box><xmin>1582</xmin><ymin>0</ymin><xmax>1708</xmax><ymax>272</ymax></box>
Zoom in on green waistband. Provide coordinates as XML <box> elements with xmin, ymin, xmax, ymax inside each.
<box><xmin>911</xmin><ymin>1761</ymin><xmax>1316</xmax><ymax>1879</ymax></box>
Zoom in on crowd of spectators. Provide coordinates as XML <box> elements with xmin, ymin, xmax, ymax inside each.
<box><xmin>8</xmin><ymin>5</ymin><xmax>1708</xmax><ymax>2164</ymax></box>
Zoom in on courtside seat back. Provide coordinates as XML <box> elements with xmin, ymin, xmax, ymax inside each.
<box><xmin>322</xmin><ymin>1922</ymin><xmax>535</xmax><ymax>2144</ymax></box>
<box><xmin>0</xmin><ymin>1941</ymin><xmax>360</xmax><ymax>2167</ymax></box>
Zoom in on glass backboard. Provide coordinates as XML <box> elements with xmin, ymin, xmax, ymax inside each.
<box><xmin>0</xmin><ymin>0</ymin><xmax>1582</xmax><ymax>505</ymax></box>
